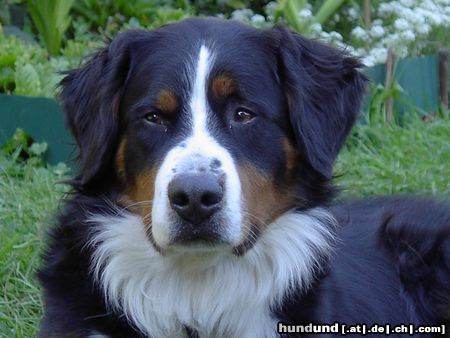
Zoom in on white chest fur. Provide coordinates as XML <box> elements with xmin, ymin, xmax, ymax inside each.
<box><xmin>88</xmin><ymin>209</ymin><xmax>335</xmax><ymax>338</ymax></box>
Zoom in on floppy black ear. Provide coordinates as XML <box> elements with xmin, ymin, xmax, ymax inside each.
<box><xmin>60</xmin><ymin>31</ymin><xmax>146</xmax><ymax>188</ymax></box>
<box><xmin>276</xmin><ymin>26</ymin><xmax>367</xmax><ymax>179</ymax></box>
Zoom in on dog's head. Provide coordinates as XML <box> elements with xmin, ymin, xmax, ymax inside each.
<box><xmin>61</xmin><ymin>18</ymin><xmax>366</xmax><ymax>254</ymax></box>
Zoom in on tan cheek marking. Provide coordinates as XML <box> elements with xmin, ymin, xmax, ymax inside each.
<box><xmin>283</xmin><ymin>138</ymin><xmax>299</xmax><ymax>175</ymax></box>
<box><xmin>116</xmin><ymin>138</ymin><xmax>127</xmax><ymax>180</ymax></box>
<box><xmin>118</xmin><ymin>166</ymin><xmax>160</xmax><ymax>252</ymax></box>
<box><xmin>128</xmin><ymin>168</ymin><xmax>156</xmax><ymax>224</ymax></box>
<box><xmin>211</xmin><ymin>75</ymin><xmax>236</xmax><ymax>98</ymax></box>
<box><xmin>239</xmin><ymin>164</ymin><xmax>295</xmax><ymax>242</ymax></box>
<box><xmin>157</xmin><ymin>90</ymin><xmax>177</xmax><ymax>114</ymax></box>
<box><xmin>115</xmin><ymin>138</ymin><xmax>159</xmax><ymax>246</ymax></box>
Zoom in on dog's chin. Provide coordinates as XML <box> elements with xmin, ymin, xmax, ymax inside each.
<box><xmin>168</xmin><ymin>240</ymin><xmax>230</xmax><ymax>254</ymax></box>
<box><xmin>152</xmin><ymin>216</ymin><xmax>242</xmax><ymax>255</ymax></box>
<box><xmin>166</xmin><ymin>229</ymin><xmax>235</xmax><ymax>255</ymax></box>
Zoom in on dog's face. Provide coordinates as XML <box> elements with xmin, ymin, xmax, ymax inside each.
<box><xmin>61</xmin><ymin>18</ymin><xmax>366</xmax><ymax>254</ymax></box>
<box><xmin>115</xmin><ymin>22</ymin><xmax>295</xmax><ymax>253</ymax></box>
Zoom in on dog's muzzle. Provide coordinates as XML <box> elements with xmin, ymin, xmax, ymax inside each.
<box><xmin>152</xmin><ymin>140</ymin><xmax>242</xmax><ymax>250</ymax></box>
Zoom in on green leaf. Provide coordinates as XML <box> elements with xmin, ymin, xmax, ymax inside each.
<box><xmin>311</xmin><ymin>0</ymin><xmax>346</xmax><ymax>26</ymax></box>
<box><xmin>27</xmin><ymin>0</ymin><xmax>75</xmax><ymax>55</ymax></box>
<box><xmin>1</xmin><ymin>128</ymin><xmax>33</xmax><ymax>156</ymax></box>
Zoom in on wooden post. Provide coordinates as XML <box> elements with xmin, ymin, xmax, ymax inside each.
<box><xmin>385</xmin><ymin>48</ymin><xmax>396</xmax><ymax>123</ymax></box>
<box><xmin>363</xmin><ymin>0</ymin><xmax>371</xmax><ymax>29</ymax></box>
<box><xmin>438</xmin><ymin>48</ymin><xmax>449</xmax><ymax>110</ymax></box>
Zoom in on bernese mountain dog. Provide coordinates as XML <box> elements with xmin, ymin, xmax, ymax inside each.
<box><xmin>39</xmin><ymin>18</ymin><xmax>450</xmax><ymax>337</ymax></box>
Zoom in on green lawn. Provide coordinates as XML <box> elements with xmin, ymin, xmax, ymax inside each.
<box><xmin>336</xmin><ymin>119</ymin><xmax>450</xmax><ymax>197</ymax></box>
<box><xmin>0</xmin><ymin>157</ymin><xmax>69</xmax><ymax>337</ymax></box>
<box><xmin>0</xmin><ymin>118</ymin><xmax>449</xmax><ymax>337</ymax></box>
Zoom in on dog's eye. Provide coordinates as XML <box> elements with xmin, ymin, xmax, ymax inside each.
<box><xmin>144</xmin><ymin>112</ymin><xmax>165</xmax><ymax>125</ymax></box>
<box><xmin>233</xmin><ymin>108</ymin><xmax>255</xmax><ymax>124</ymax></box>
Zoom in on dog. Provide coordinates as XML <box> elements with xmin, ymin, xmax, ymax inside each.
<box><xmin>38</xmin><ymin>18</ymin><xmax>450</xmax><ymax>337</ymax></box>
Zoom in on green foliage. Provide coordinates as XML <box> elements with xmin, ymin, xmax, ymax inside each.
<box><xmin>0</xmin><ymin>152</ymin><xmax>69</xmax><ymax>337</ymax></box>
<box><xmin>274</xmin><ymin>0</ymin><xmax>346</xmax><ymax>35</ymax></box>
<box><xmin>1</xmin><ymin>128</ymin><xmax>33</xmax><ymax>157</ymax></box>
<box><xmin>27</xmin><ymin>0</ymin><xmax>74</xmax><ymax>55</ymax></box>
<box><xmin>71</xmin><ymin>0</ymin><xmax>191</xmax><ymax>37</ymax></box>
<box><xmin>1</xmin><ymin>128</ymin><xmax>48</xmax><ymax>169</ymax></box>
<box><xmin>366</xmin><ymin>82</ymin><xmax>404</xmax><ymax>126</ymax></box>
<box><xmin>312</xmin><ymin>0</ymin><xmax>346</xmax><ymax>27</ymax></box>
<box><xmin>0</xmin><ymin>24</ymin><xmax>97</xmax><ymax>97</ymax></box>
<box><xmin>0</xmin><ymin>30</ymin><xmax>58</xmax><ymax>96</ymax></box>
<box><xmin>336</xmin><ymin>118</ymin><xmax>450</xmax><ymax>197</ymax></box>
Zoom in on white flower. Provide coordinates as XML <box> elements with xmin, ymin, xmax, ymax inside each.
<box><xmin>343</xmin><ymin>44</ymin><xmax>357</xmax><ymax>56</ymax></box>
<box><xmin>351</xmin><ymin>26</ymin><xmax>369</xmax><ymax>40</ymax></box>
<box><xmin>320</xmin><ymin>31</ymin><xmax>331</xmax><ymax>40</ymax></box>
<box><xmin>411</xmin><ymin>11</ymin><xmax>426</xmax><ymax>25</ymax></box>
<box><xmin>400</xmin><ymin>30</ymin><xmax>415</xmax><ymax>41</ymax></box>
<box><xmin>265</xmin><ymin>2</ymin><xmax>277</xmax><ymax>15</ymax></box>
<box><xmin>370</xmin><ymin>25</ymin><xmax>385</xmax><ymax>38</ymax></box>
<box><xmin>370</xmin><ymin>47</ymin><xmax>388</xmax><ymax>64</ymax></box>
<box><xmin>251</xmin><ymin>14</ymin><xmax>265</xmax><ymax>24</ymax></box>
<box><xmin>399</xmin><ymin>0</ymin><xmax>415</xmax><ymax>7</ymax></box>
<box><xmin>382</xmin><ymin>33</ymin><xmax>400</xmax><ymax>47</ymax></box>
<box><xmin>231</xmin><ymin>9</ymin><xmax>254</xmax><ymax>22</ymax></box>
<box><xmin>394</xmin><ymin>18</ymin><xmax>409</xmax><ymax>31</ymax></box>
<box><xmin>416</xmin><ymin>23</ymin><xmax>430</xmax><ymax>34</ymax></box>
<box><xmin>329</xmin><ymin>31</ymin><xmax>343</xmax><ymax>41</ymax></box>
<box><xmin>347</xmin><ymin>8</ymin><xmax>358</xmax><ymax>20</ymax></box>
<box><xmin>424</xmin><ymin>11</ymin><xmax>443</xmax><ymax>25</ymax></box>
<box><xmin>309</xmin><ymin>23</ymin><xmax>323</xmax><ymax>34</ymax></box>
<box><xmin>299</xmin><ymin>8</ymin><xmax>313</xmax><ymax>19</ymax></box>
<box><xmin>402</xmin><ymin>8</ymin><xmax>421</xmax><ymax>23</ymax></box>
<box><xmin>362</xmin><ymin>55</ymin><xmax>376</xmax><ymax>67</ymax></box>
<box><xmin>372</xmin><ymin>19</ymin><xmax>383</xmax><ymax>26</ymax></box>
<box><xmin>379</xmin><ymin>3</ymin><xmax>394</xmax><ymax>17</ymax></box>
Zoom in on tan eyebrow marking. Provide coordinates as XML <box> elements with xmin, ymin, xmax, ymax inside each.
<box><xmin>211</xmin><ymin>74</ymin><xmax>236</xmax><ymax>98</ymax></box>
<box><xmin>156</xmin><ymin>89</ymin><xmax>178</xmax><ymax>113</ymax></box>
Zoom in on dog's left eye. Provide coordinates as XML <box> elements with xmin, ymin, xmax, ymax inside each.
<box><xmin>144</xmin><ymin>112</ymin><xmax>165</xmax><ymax>125</ymax></box>
<box><xmin>233</xmin><ymin>108</ymin><xmax>255</xmax><ymax>124</ymax></box>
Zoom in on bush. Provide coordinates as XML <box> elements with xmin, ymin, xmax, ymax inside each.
<box><xmin>0</xmin><ymin>23</ymin><xmax>99</xmax><ymax>97</ymax></box>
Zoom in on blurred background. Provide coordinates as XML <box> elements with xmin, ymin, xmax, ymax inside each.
<box><xmin>0</xmin><ymin>0</ymin><xmax>449</xmax><ymax>96</ymax></box>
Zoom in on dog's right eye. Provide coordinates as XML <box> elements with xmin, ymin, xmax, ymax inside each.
<box><xmin>144</xmin><ymin>112</ymin><xmax>166</xmax><ymax>126</ymax></box>
<box><xmin>233</xmin><ymin>108</ymin><xmax>255</xmax><ymax>124</ymax></box>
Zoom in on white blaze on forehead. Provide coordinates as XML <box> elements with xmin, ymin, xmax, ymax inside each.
<box><xmin>190</xmin><ymin>45</ymin><xmax>211</xmax><ymax>137</ymax></box>
<box><xmin>152</xmin><ymin>44</ymin><xmax>243</xmax><ymax>248</ymax></box>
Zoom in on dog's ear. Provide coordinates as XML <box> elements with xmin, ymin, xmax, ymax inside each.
<box><xmin>60</xmin><ymin>31</ymin><xmax>146</xmax><ymax>188</ymax></box>
<box><xmin>275</xmin><ymin>26</ymin><xmax>367</xmax><ymax>179</ymax></box>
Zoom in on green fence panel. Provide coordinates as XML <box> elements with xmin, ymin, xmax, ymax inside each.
<box><xmin>0</xmin><ymin>94</ymin><xmax>74</xmax><ymax>165</ymax></box>
<box><xmin>394</xmin><ymin>54</ymin><xmax>439</xmax><ymax>115</ymax></box>
<box><xmin>362</xmin><ymin>54</ymin><xmax>440</xmax><ymax>119</ymax></box>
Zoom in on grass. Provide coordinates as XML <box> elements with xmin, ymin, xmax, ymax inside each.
<box><xmin>0</xmin><ymin>117</ymin><xmax>449</xmax><ymax>337</ymax></box>
<box><xmin>0</xmin><ymin>156</ymin><xmax>69</xmax><ymax>337</ymax></box>
<box><xmin>335</xmin><ymin>119</ymin><xmax>450</xmax><ymax>197</ymax></box>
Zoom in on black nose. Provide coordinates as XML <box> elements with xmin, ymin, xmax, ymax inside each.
<box><xmin>168</xmin><ymin>174</ymin><xmax>224</xmax><ymax>225</ymax></box>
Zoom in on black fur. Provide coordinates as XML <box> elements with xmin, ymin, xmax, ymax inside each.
<box><xmin>277</xmin><ymin>197</ymin><xmax>450</xmax><ymax>337</ymax></box>
<box><xmin>60</xmin><ymin>31</ymin><xmax>149</xmax><ymax>189</ymax></box>
<box><xmin>39</xmin><ymin>18</ymin><xmax>450</xmax><ymax>337</ymax></box>
<box><xmin>276</xmin><ymin>25</ymin><xmax>367</xmax><ymax>180</ymax></box>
